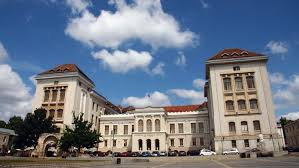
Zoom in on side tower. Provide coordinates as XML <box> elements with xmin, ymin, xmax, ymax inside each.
<box><xmin>205</xmin><ymin>49</ymin><xmax>280</xmax><ymax>153</ymax></box>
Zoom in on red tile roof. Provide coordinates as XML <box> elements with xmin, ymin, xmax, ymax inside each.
<box><xmin>39</xmin><ymin>64</ymin><xmax>94</xmax><ymax>84</ymax></box>
<box><xmin>163</xmin><ymin>102</ymin><xmax>207</xmax><ymax>112</ymax></box>
<box><xmin>208</xmin><ymin>48</ymin><xmax>264</xmax><ymax>60</ymax></box>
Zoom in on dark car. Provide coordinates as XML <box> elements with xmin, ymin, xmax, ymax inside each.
<box><xmin>178</xmin><ymin>151</ymin><xmax>187</xmax><ymax>156</ymax></box>
<box><xmin>141</xmin><ymin>151</ymin><xmax>151</xmax><ymax>157</ymax></box>
<box><xmin>120</xmin><ymin>152</ymin><xmax>129</xmax><ymax>157</ymax></box>
<box><xmin>130</xmin><ymin>152</ymin><xmax>140</xmax><ymax>157</ymax></box>
<box><xmin>288</xmin><ymin>147</ymin><xmax>299</xmax><ymax>153</ymax></box>
<box><xmin>188</xmin><ymin>150</ymin><xmax>200</xmax><ymax>156</ymax></box>
<box><xmin>152</xmin><ymin>151</ymin><xmax>160</xmax><ymax>157</ymax></box>
<box><xmin>168</xmin><ymin>151</ymin><xmax>177</xmax><ymax>157</ymax></box>
<box><xmin>97</xmin><ymin>151</ymin><xmax>106</xmax><ymax>157</ymax></box>
<box><xmin>112</xmin><ymin>152</ymin><xmax>121</xmax><ymax>157</ymax></box>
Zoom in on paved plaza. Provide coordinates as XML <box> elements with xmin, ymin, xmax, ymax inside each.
<box><xmin>1</xmin><ymin>156</ymin><xmax>299</xmax><ymax>168</ymax></box>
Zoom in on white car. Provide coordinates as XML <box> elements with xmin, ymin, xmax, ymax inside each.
<box><xmin>222</xmin><ymin>148</ymin><xmax>239</xmax><ymax>155</ymax></box>
<box><xmin>200</xmin><ymin>149</ymin><xmax>216</xmax><ymax>156</ymax></box>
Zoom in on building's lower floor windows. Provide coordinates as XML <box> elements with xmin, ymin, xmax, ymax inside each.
<box><xmin>124</xmin><ymin>139</ymin><xmax>127</xmax><ymax>147</ymax></box>
<box><xmin>244</xmin><ymin>139</ymin><xmax>249</xmax><ymax>147</ymax></box>
<box><xmin>104</xmin><ymin>140</ymin><xmax>108</xmax><ymax>147</ymax></box>
<box><xmin>113</xmin><ymin>139</ymin><xmax>116</xmax><ymax>147</ymax></box>
<box><xmin>200</xmin><ymin>137</ymin><xmax>204</xmax><ymax>146</ymax></box>
<box><xmin>192</xmin><ymin>138</ymin><xmax>196</xmax><ymax>146</ymax></box>
<box><xmin>170</xmin><ymin>139</ymin><xmax>174</xmax><ymax>147</ymax></box>
<box><xmin>231</xmin><ymin>140</ymin><xmax>237</xmax><ymax>148</ymax></box>
<box><xmin>179</xmin><ymin>138</ymin><xmax>184</xmax><ymax>146</ymax></box>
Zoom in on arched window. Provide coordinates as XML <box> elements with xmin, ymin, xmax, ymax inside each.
<box><xmin>250</xmin><ymin>99</ymin><xmax>258</xmax><ymax>109</ymax></box>
<box><xmin>155</xmin><ymin>119</ymin><xmax>160</xmax><ymax>132</ymax></box>
<box><xmin>238</xmin><ymin>100</ymin><xmax>246</xmax><ymax>110</ymax></box>
<box><xmin>155</xmin><ymin>139</ymin><xmax>160</xmax><ymax>150</ymax></box>
<box><xmin>146</xmin><ymin>139</ymin><xmax>151</xmax><ymax>150</ymax></box>
<box><xmin>226</xmin><ymin>100</ymin><xmax>234</xmax><ymax>111</ymax></box>
<box><xmin>57</xmin><ymin>109</ymin><xmax>63</xmax><ymax>118</ymax></box>
<box><xmin>246</xmin><ymin>76</ymin><xmax>255</xmax><ymax>89</ymax></box>
<box><xmin>241</xmin><ymin>121</ymin><xmax>248</xmax><ymax>132</ymax></box>
<box><xmin>147</xmin><ymin>119</ymin><xmax>152</xmax><ymax>132</ymax></box>
<box><xmin>235</xmin><ymin>77</ymin><xmax>243</xmax><ymax>90</ymax></box>
<box><xmin>253</xmin><ymin>120</ymin><xmax>261</xmax><ymax>131</ymax></box>
<box><xmin>138</xmin><ymin>139</ymin><xmax>143</xmax><ymax>150</ymax></box>
<box><xmin>223</xmin><ymin>78</ymin><xmax>232</xmax><ymax>91</ymax></box>
<box><xmin>138</xmin><ymin>120</ymin><xmax>143</xmax><ymax>132</ymax></box>
<box><xmin>49</xmin><ymin>109</ymin><xmax>55</xmax><ymax>118</ymax></box>
<box><xmin>229</xmin><ymin>122</ymin><xmax>236</xmax><ymax>133</ymax></box>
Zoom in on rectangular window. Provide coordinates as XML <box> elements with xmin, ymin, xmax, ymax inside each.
<box><xmin>178</xmin><ymin>123</ymin><xmax>184</xmax><ymax>133</ymax></box>
<box><xmin>223</xmin><ymin>78</ymin><xmax>232</xmax><ymax>91</ymax></box>
<box><xmin>235</xmin><ymin>77</ymin><xmax>244</xmax><ymax>90</ymax></box>
<box><xmin>198</xmin><ymin>123</ymin><xmax>204</xmax><ymax>133</ymax></box>
<box><xmin>170</xmin><ymin>139</ymin><xmax>174</xmax><ymax>147</ymax></box>
<box><xmin>124</xmin><ymin>125</ymin><xmax>128</xmax><ymax>135</ymax></box>
<box><xmin>244</xmin><ymin>139</ymin><xmax>249</xmax><ymax>147</ymax></box>
<box><xmin>192</xmin><ymin>138</ymin><xmax>196</xmax><ymax>146</ymax></box>
<box><xmin>132</xmin><ymin>125</ymin><xmax>134</xmax><ymax>133</ymax></box>
<box><xmin>241</xmin><ymin>121</ymin><xmax>248</xmax><ymax>132</ymax></box>
<box><xmin>253</xmin><ymin>120</ymin><xmax>261</xmax><ymax>131</ymax></box>
<box><xmin>96</xmin><ymin>104</ymin><xmax>99</xmax><ymax>112</ymax></box>
<box><xmin>59</xmin><ymin>89</ymin><xmax>65</xmax><ymax>102</ymax></box>
<box><xmin>246</xmin><ymin>76</ymin><xmax>255</xmax><ymax>89</ymax></box>
<box><xmin>179</xmin><ymin>138</ymin><xmax>184</xmax><ymax>146</ymax></box>
<box><xmin>113</xmin><ymin>140</ymin><xmax>116</xmax><ymax>147</ymax></box>
<box><xmin>124</xmin><ymin>139</ymin><xmax>127</xmax><ymax>147</ymax></box>
<box><xmin>113</xmin><ymin>125</ymin><xmax>118</xmax><ymax>135</ymax></box>
<box><xmin>104</xmin><ymin>140</ymin><xmax>108</xmax><ymax>147</ymax></box>
<box><xmin>105</xmin><ymin>125</ymin><xmax>109</xmax><ymax>135</ymax></box>
<box><xmin>200</xmin><ymin>137</ymin><xmax>204</xmax><ymax>146</ymax></box>
<box><xmin>92</xmin><ymin>102</ymin><xmax>95</xmax><ymax>110</ymax></box>
<box><xmin>170</xmin><ymin>124</ymin><xmax>175</xmax><ymax>134</ymax></box>
<box><xmin>44</xmin><ymin>90</ymin><xmax>50</xmax><ymax>102</ymax></box>
<box><xmin>191</xmin><ymin>123</ymin><xmax>196</xmax><ymax>133</ymax></box>
<box><xmin>232</xmin><ymin>140</ymin><xmax>237</xmax><ymax>148</ymax></box>
<box><xmin>229</xmin><ymin>122</ymin><xmax>236</xmax><ymax>133</ymax></box>
<box><xmin>52</xmin><ymin>90</ymin><xmax>58</xmax><ymax>102</ymax></box>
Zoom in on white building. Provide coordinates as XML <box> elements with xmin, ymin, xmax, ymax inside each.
<box><xmin>205</xmin><ymin>48</ymin><xmax>281</xmax><ymax>153</ymax></box>
<box><xmin>32</xmin><ymin>48</ymin><xmax>283</xmax><ymax>156</ymax></box>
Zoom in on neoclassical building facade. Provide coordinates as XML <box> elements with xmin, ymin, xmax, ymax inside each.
<box><xmin>32</xmin><ymin>48</ymin><xmax>283</xmax><ymax>156</ymax></box>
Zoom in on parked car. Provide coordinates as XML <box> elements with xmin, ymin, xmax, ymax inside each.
<box><xmin>222</xmin><ymin>148</ymin><xmax>239</xmax><ymax>155</ymax></box>
<box><xmin>200</xmin><ymin>149</ymin><xmax>216</xmax><ymax>156</ymax></box>
<box><xmin>130</xmin><ymin>152</ymin><xmax>140</xmax><ymax>157</ymax></box>
<box><xmin>288</xmin><ymin>147</ymin><xmax>299</xmax><ymax>153</ymax></box>
<box><xmin>160</xmin><ymin>151</ymin><xmax>167</xmax><ymax>156</ymax></box>
<box><xmin>141</xmin><ymin>151</ymin><xmax>151</xmax><ymax>157</ymax></box>
<box><xmin>120</xmin><ymin>152</ymin><xmax>129</xmax><ymax>157</ymax></box>
<box><xmin>178</xmin><ymin>151</ymin><xmax>187</xmax><ymax>156</ymax></box>
<box><xmin>187</xmin><ymin>150</ymin><xmax>200</xmax><ymax>156</ymax></box>
<box><xmin>112</xmin><ymin>152</ymin><xmax>121</xmax><ymax>157</ymax></box>
<box><xmin>152</xmin><ymin>151</ymin><xmax>160</xmax><ymax>157</ymax></box>
<box><xmin>168</xmin><ymin>151</ymin><xmax>177</xmax><ymax>157</ymax></box>
<box><xmin>97</xmin><ymin>151</ymin><xmax>106</xmax><ymax>157</ymax></box>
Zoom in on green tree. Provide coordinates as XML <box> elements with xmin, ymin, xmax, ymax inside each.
<box><xmin>0</xmin><ymin>120</ymin><xmax>7</xmax><ymax>128</ymax></box>
<box><xmin>7</xmin><ymin>116</ymin><xmax>23</xmax><ymax>132</ymax></box>
<box><xmin>60</xmin><ymin>113</ymin><xmax>101</xmax><ymax>152</ymax></box>
<box><xmin>13</xmin><ymin>108</ymin><xmax>56</xmax><ymax>149</ymax></box>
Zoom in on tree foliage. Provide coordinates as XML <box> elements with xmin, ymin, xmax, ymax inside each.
<box><xmin>13</xmin><ymin>108</ymin><xmax>56</xmax><ymax>149</ymax></box>
<box><xmin>60</xmin><ymin>113</ymin><xmax>101</xmax><ymax>152</ymax></box>
<box><xmin>0</xmin><ymin>120</ymin><xmax>7</xmax><ymax>128</ymax></box>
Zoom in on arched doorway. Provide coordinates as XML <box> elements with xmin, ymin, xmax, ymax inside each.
<box><xmin>43</xmin><ymin>135</ymin><xmax>58</xmax><ymax>157</ymax></box>
<box><xmin>146</xmin><ymin>139</ymin><xmax>151</xmax><ymax>151</ymax></box>
<box><xmin>155</xmin><ymin>139</ymin><xmax>160</xmax><ymax>150</ymax></box>
<box><xmin>138</xmin><ymin>139</ymin><xmax>143</xmax><ymax>151</ymax></box>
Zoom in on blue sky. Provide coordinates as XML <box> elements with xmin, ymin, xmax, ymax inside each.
<box><xmin>0</xmin><ymin>0</ymin><xmax>299</xmax><ymax>121</ymax></box>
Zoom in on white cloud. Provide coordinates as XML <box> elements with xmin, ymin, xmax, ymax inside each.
<box><xmin>200</xmin><ymin>0</ymin><xmax>209</xmax><ymax>8</ymax></box>
<box><xmin>122</xmin><ymin>91</ymin><xmax>171</xmax><ymax>108</ymax></box>
<box><xmin>0</xmin><ymin>64</ymin><xmax>33</xmax><ymax>121</ymax></box>
<box><xmin>29</xmin><ymin>75</ymin><xmax>37</xmax><ymax>86</ymax></box>
<box><xmin>65</xmin><ymin>0</ymin><xmax>92</xmax><ymax>14</ymax></box>
<box><xmin>269</xmin><ymin>72</ymin><xmax>288</xmax><ymax>85</ymax></box>
<box><xmin>278</xmin><ymin>112</ymin><xmax>299</xmax><ymax>121</ymax></box>
<box><xmin>169</xmin><ymin>89</ymin><xmax>205</xmax><ymax>104</ymax></box>
<box><xmin>92</xmin><ymin>49</ymin><xmax>153</xmax><ymax>74</ymax></box>
<box><xmin>266</xmin><ymin>41</ymin><xmax>288</xmax><ymax>55</ymax></box>
<box><xmin>151</xmin><ymin>62</ymin><xmax>165</xmax><ymax>76</ymax></box>
<box><xmin>0</xmin><ymin>42</ymin><xmax>8</xmax><ymax>62</ymax></box>
<box><xmin>272</xmin><ymin>73</ymin><xmax>299</xmax><ymax>109</ymax></box>
<box><xmin>65</xmin><ymin>0</ymin><xmax>197</xmax><ymax>49</ymax></box>
<box><xmin>193</xmin><ymin>78</ymin><xmax>206</xmax><ymax>89</ymax></box>
<box><xmin>175</xmin><ymin>52</ymin><xmax>186</xmax><ymax>67</ymax></box>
